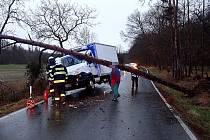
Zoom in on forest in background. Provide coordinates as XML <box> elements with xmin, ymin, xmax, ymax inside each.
<box><xmin>122</xmin><ymin>0</ymin><xmax>210</xmax><ymax>79</ymax></box>
<box><xmin>0</xmin><ymin>45</ymin><xmax>49</xmax><ymax>65</ymax></box>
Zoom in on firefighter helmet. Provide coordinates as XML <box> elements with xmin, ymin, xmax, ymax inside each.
<box><xmin>48</xmin><ymin>56</ymin><xmax>55</xmax><ymax>66</ymax></box>
<box><xmin>55</xmin><ymin>57</ymin><xmax>62</xmax><ymax>65</ymax></box>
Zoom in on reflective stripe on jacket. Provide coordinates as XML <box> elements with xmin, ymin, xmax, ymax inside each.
<box><xmin>50</xmin><ymin>89</ymin><xmax>55</xmax><ymax>93</ymax></box>
<box><xmin>52</xmin><ymin>64</ymin><xmax>68</xmax><ymax>84</ymax></box>
<box><xmin>131</xmin><ymin>73</ymin><xmax>138</xmax><ymax>78</ymax></box>
<box><xmin>46</xmin><ymin>65</ymin><xmax>55</xmax><ymax>82</ymax></box>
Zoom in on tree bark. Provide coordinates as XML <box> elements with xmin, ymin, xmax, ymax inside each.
<box><xmin>38</xmin><ymin>48</ymin><xmax>47</xmax><ymax>71</ymax></box>
<box><xmin>201</xmin><ymin>0</ymin><xmax>205</xmax><ymax>77</ymax></box>
<box><xmin>187</xmin><ymin>0</ymin><xmax>191</xmax><ymax>77</ymax></box>
<box><xmin>183</xmin><ymin>0</ymin><xmax>187</xmax><ymax>78</ymax></box>
<box><xmin>172</xmin><ymin>0</ymin><xmax>180</xmax><ymax>79</ymax></box>
<box><xmin>168</xmin><ymin>0</ymin><xmax>175</xmax><ymax>78</ymax></box>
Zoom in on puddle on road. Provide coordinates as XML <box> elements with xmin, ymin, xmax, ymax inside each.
<box><xmin>65</xmin><ymin>87</ymin><xmax>111</xmax><ymax>109</ymax></box>
<box><xmin>25</xmin><ymin>86</ymin><xmax>112</xmax><ymax>123</ymax></box>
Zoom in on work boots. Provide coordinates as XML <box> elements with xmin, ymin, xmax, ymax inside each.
<box><xmin>60</xmin><ymin>96</ymin><xmax>66</xmax><ymax>105</ymax></box>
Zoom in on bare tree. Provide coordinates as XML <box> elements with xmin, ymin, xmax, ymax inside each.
<box><xmin>0</xmin><ymin>0</ymin><xmax>25</xmax><ymax>53</ymax></box>
<box><xmin>75</xmin><ymin>26</ymin><xmax>96</xmax><ymax>46</ymax></box>
<box><xmin>201</xmin><ymin>0</ymin><xmax>205</xmax><ymax>77</ymax></box>
<box><xmin>0</xmin><ymin>0</ymin><xmax>25</xmax><ymax>34</ymax></box>
<box><xmin>121</xmin><ymin>10</ymin><xmax>145</xmax><ymax>42</ymax></box>
<box><xmin>24</xmin><ymin>0</ymin><xmax>96</xmax><ymax>48</ymax></box>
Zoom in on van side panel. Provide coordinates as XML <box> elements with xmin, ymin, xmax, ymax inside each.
<box><xmin>95</xmin><ymin>43</ymin><xmax>119</xmax><ymax>76</ymax></box>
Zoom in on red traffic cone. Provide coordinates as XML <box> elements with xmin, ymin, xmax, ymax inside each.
<box><xmin>44</xmin><ymin>89</ymin><xmax>49</xmax><ymax>102</ymax></box>
<box><xmin>27</xmin><ymin>86</ymin><xmax>35</xmax><ymax>109</ymax></box>
<box><xmin>27</xmin><ymin>99</ymin><xmax>35</xmax><ymax>109</ymax></box>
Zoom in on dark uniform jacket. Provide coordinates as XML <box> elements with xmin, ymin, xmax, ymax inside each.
<box><xmin>52</xmin><ymin>64</ymin><xmax>68</xmax><ymax>84</ymax></box>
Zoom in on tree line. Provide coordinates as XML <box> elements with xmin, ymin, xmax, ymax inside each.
<box><xmin>0</xmin><ymin>45</ymin><xmax>49</xmax><ymax>64</ymax></box>
<box><xmin>122</xmin><ymin>0</ymin><xmax>210</xmax><ymax>79</ymax></box>
<box><xmin>0</xmin><ymin>41</ymin><xmax>128</xmax><ymax>65</ymax></box>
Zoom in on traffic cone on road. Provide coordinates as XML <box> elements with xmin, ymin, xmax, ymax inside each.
<box><xmin>44</xmin><ymin>89</ymin><xmax>49</xmax><ymax>102</ymax></box>
<box><xmin>26</xmin><ymin>86</ymin><xmax>35</xmax><ymax>109</ymax></box>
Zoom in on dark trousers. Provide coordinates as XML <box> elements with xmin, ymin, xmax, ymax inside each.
<box><xmin>49</xmin><ymin>83</ymin><xmax>54</xmax><ymax>95</ymax></box>
<box><xmin>54</xmin><ymin>83</ymin><xmax>65</xmax><ymax>102</ymax></box>
<box><xmin>132</xmin><ymin>76</ymin><xmax>138</xmax><ymax>88</ymax></box>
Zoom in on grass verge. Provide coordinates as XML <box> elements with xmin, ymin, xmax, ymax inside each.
<box><xmin>0</xmin><ymin>64</ymin><xmax>26</xmax><ymax>82</ymax></box>
<box><xmin>149</xmin><ymin>67</ymin><xmax>210</xmax><ymax>139</ymax></box>
<box><xmin>0</xmin><ymin>96</ymin><xmax>43</xmax><ymax>118</ymax></box>
<box><xmin>0</xmin><ymin>64</ymin><xmax>46</xmax><ymax>118</ymax></box>
<box><xmin>0</xmin><ymin>64</ymin><xmax>26</xmax><ymax>70</ymax></box>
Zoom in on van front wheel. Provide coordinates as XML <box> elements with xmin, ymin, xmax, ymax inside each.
<box><xmin>86</xmin><ymin>79</ymin><xmax>95</xmax><ymax>95</ymax></box>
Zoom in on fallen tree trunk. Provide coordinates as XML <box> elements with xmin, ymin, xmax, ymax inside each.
<box><xmin>0</xmin><ymin>35</ymin><xmax>195</xmax><ymax>95</ymax></box>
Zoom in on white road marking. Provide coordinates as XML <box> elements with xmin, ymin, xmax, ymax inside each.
<box><xmin>0</xmin><ymin>100</ymin><xmax>44</xmax><ymax>120</ymax></box>
<box><xmin>0</xmin><ymin>69</ymin><xmax>199</xmax><ymax>140</ymax></box>
<box><xmin>144</xmin><ymin>68</ymin><xmax>197</xmax><ymax>140</ymax></box>
<box><xmin>0</xmin><ymin>86</ymin><xmax>96</xmax><ymax>120</ymax></box>
<box><xmin>66</xmin><ymin>88</ymin><xmax>86</xmax><ymax>95</ymax></box>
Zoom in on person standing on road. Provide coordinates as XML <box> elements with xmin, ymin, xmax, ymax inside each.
<box><xmin>46</xmin><ymin>57</ymin><xmax>55</xmax><ymax>97</ymax></box>
<box><xmin>52</xmin><ymin>57</ymin><xmax>68</xmax><ymax>106</ymax></box>
<box><xmin>131</xmin><ymin>72</ymin><xmax>138</xmax><ymax>88</ymax></box>
<box><xmin>131</xmin><ymin>63</ymin><xmax>139</xmax><ymax>89</ymax></box>
<box><xmin>110</xmin><ymin>62</ymin><xmax>121</xmax><ymax>101</ymax></box>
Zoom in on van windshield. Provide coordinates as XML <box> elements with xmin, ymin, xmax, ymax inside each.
<box><xmin>61</xmin><ymin>56</ymin><xmax>83</xmax><ymax>67</ymax></box>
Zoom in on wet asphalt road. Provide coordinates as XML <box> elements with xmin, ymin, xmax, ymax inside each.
<box><xmin>0</xmin><ymin>74</ymin><xmax>191</xmax><ymax>140</ymax></box>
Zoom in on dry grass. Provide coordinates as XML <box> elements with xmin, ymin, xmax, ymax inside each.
<box><xmin>0</xmin><ymin>64</ymin><xmax>47</xmax><ymax>117</ymax></box>
<box><xmin>157</xmin><ymin>84</ymin><xmax>210</xmax><ymax>139</ymax></box>
<box><xmin>0</xmin><ymin>96</ymin><xmax>43</xmax><ymax>117</ymax></box>
<box><xmin>149</xmin><ymin>67</ymin><xmax>199</xmax><ymax>89</ymax></box>
<box><xmin>0</xmin><ymin>65</ymin><xmax>26</xmax><ymax>101</ymax></box>
<box><xmin>149</xmin><ymin>67</ymin><xmax>210</xmax><ymax>139</ymax></box>
<box><xmin>0</xmin><ymin>64</ymin><xmax>27</xmax><ymax>105</ymax></box>
<box><xmin>0</xmin><ymin>64</ymin><xmax>26</xmax><ymax>82</ymax></box>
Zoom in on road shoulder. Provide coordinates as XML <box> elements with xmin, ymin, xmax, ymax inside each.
<box><xmin>148</xmin><ymin>67</ymin><xmax>210</xmax><ymax>139</ymax></box>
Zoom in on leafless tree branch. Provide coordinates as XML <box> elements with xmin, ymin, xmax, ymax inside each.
<box><xmin>0</xmin><ymin>41</ymin><xmax>16</xmax><ymax>49</ymax></box>
<box><xmin>23</xmin><ymin>0</ymin><xmax>96</xmax><ymax>48</ymax></box>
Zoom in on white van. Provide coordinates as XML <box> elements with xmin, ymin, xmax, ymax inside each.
<box><xmin>60</xmin><ymin>43</ymin><xmax>119</xmax><ymax>93</ymax></box>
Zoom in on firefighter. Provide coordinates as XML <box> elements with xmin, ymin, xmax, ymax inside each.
<box><xmin>46</xmin><ymin>57</ymin><xmax>55</xmax><ymax>98</ymax></box>
<box><xmin>52</xmin><ymin>57</ymin><xmax>68</xmax><ymax>105</ymax></box>
<box><xmin>131</xmin><ymin>63</ymin><xmax>139</xmax><ymax>88</ymax></box>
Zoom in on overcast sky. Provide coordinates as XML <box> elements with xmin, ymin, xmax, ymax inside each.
<box><xmin>72</xmin><ymin>0</ymin><xmax>149</xmax><ymax>51</ymax></box>
<box><xmin>10</xmin><ymin>0</ymin><xmax>150</xmax><ymax>51</ymax></box>
<box><xmin>71</xmin><ymin>0</ymin><xmax>143</xmax><ymax>51</ymax></box>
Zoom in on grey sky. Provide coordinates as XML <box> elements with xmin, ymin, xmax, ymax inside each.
<box><xmin>72</xmin><ymin>0</ymin><xmax>146</xmax><ymax>51</ymax></box>
<box><xmin>9</xmin><ymin>0</ymin><xmax>149</xmax><ymax>51</ymax></box>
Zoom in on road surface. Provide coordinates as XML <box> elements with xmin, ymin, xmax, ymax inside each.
<box><xmin>0</xmin><ymin>74</ymin><xmax>193</xmax><ymax>140</ymax></box>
